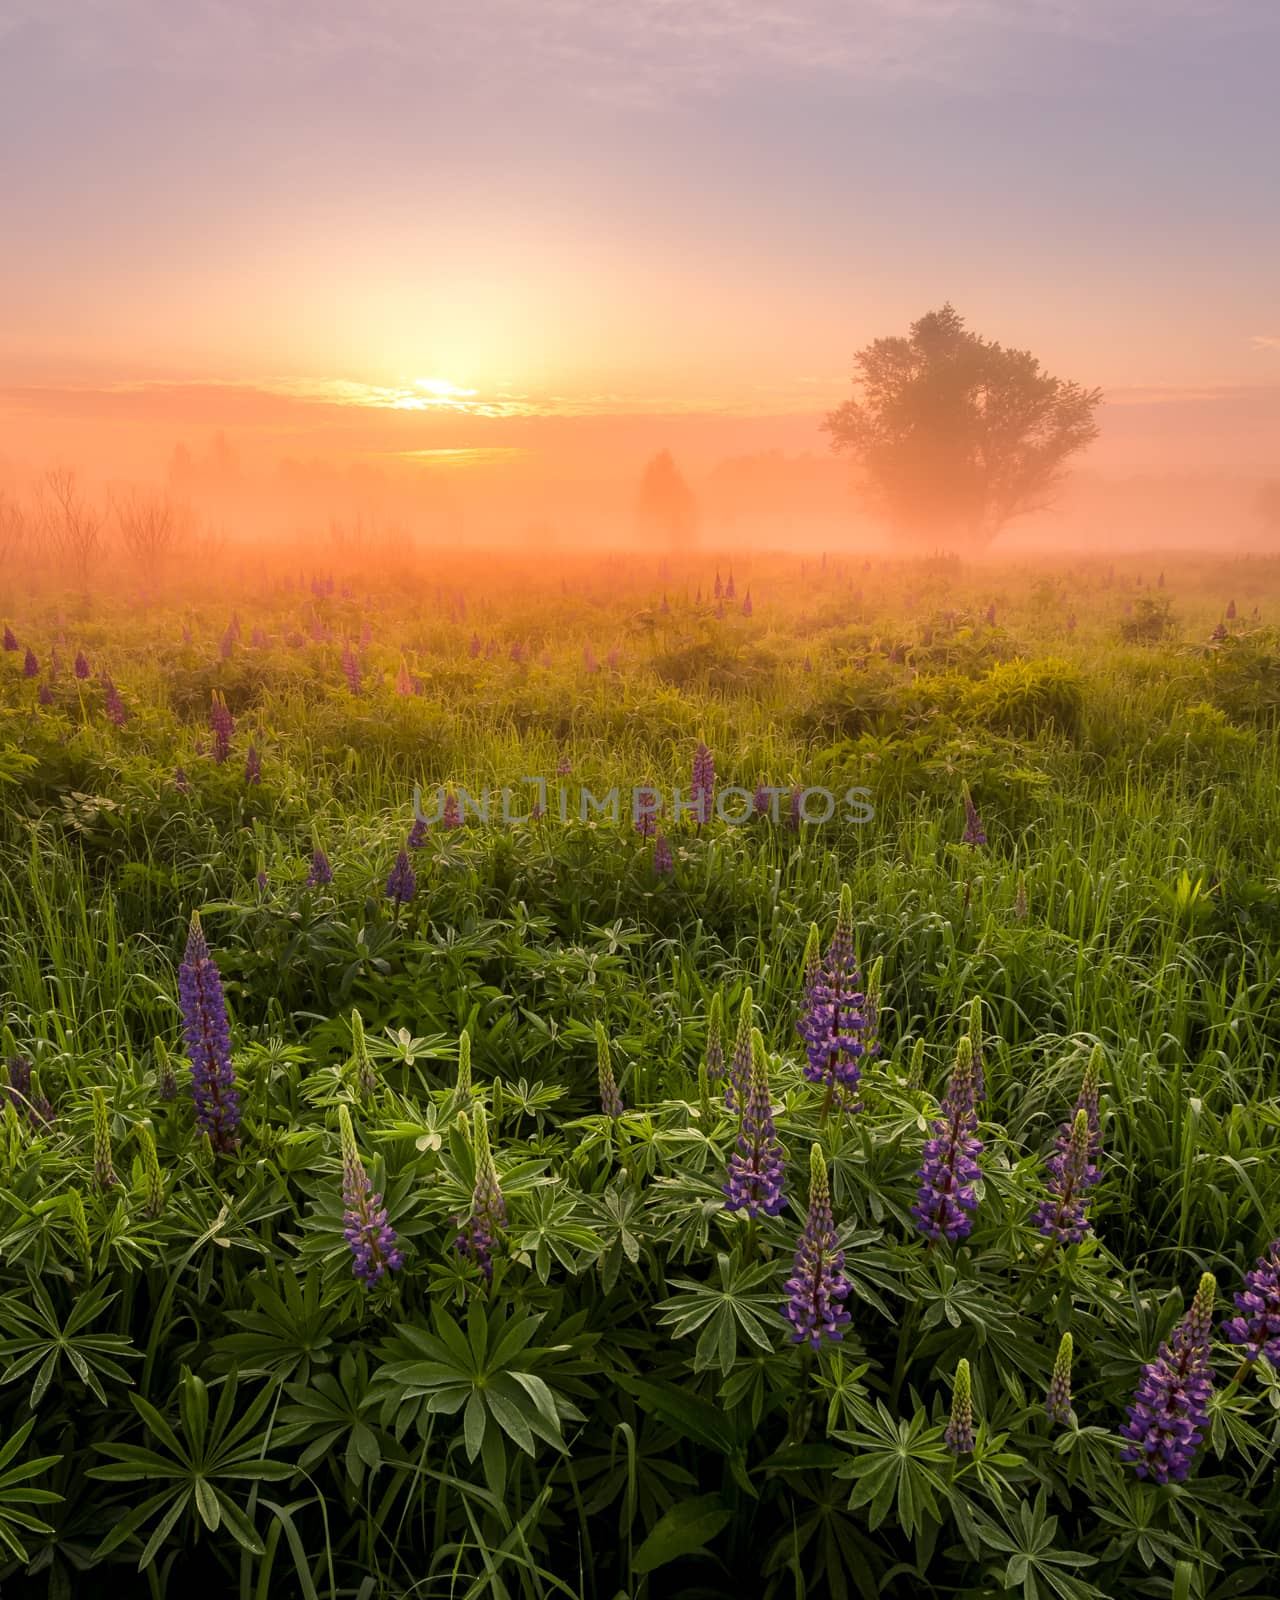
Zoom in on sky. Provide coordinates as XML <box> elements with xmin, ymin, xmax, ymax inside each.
<box><xmin>1</xmin><ymin>0</ymin><xmax>1277</xmax><ymax>523</ymax></box>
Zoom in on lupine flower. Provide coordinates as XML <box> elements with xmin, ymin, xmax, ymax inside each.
<box><xmin>783</xmin><ymin>1143</ymin><xmax>852</xmax><ymax>1349</ymax></box>
<box><xmin>714</xmin><ymin>571</ymin><xmax>723</xmax><ymax>600</ymax></box>
<box><xmin>967</xmin><ymin>996</ymin><xmax>986</xmax><ymax>1104</ymax></box>
<box><xmin>753</xmin><ymin>782</ymin><xmax>772</xmax><ymax>819</ymax></box>
<box><xmin>251</xmin><ymin>627</ymin><xmax>268</xmax><ymax>648</ymax></box>
<box><xmin>660</xmin><ymin>593</ymin><xmax>670</xmax><ymax>614</ymax></box>
<box><xmin>5</xmin><ymin>1055</ymin><xmax>54</xmax><ymax>1129</ymax></box>
<box><xmin>339</xmin><ymin>1105</ymin><xmax>402</xmax><ymax>1287</ymax></box>
<box><xmin>1158</xmin><ymin>571</ymin><xmax>1165</xmax><ymax>588</ymax></box>
<box><xmin>104</xmin><ymin>680</ymin><xmax>126</xmax><ymax>725</ymax></box>
<box><xmin>1120</xmin><ymin>1272</ymin><xmax>1217</xmax><ymax>1483</ymax></box>
<box><xmin>137</xmin><ymin>1125</ymin><xmax>165</xmax><ymax>1219</ymax></box>
<box><xmin>984</xmin><ymin>602</ymin><xmax>996</xmax><ymax>625</ymax></box>
<box><xmin>91</xmin><ymin>1087</ymin><xmax>117</xmax><ymax>1192</ymax></box>
<box><xmin>556</xmin><ymin>755</ymin><xmax>572</xmax><ymax>777</ymax></box>
<box><xmin>1034</xmin><ymin>1108</ymin><xmax>1096</xmax><ymax>1245</ymax></box>
<box><xmin>1066</xmin><ymin>613</ymin><xmax>1077</xmax><ymax>632</ymax></box>
<box><xmin>396</xmin><ymin>660</ymin><xmax>414</xmax><ymax>695</ymax></box>
<box><xmin>456</xmin><ymin>1106</ymin><xmax>506</xmax><ymax>1284</ymax></box>
<box><xmin>787</xmin><ymin>785</ymin><xmax>803</xmax><ymax>830</ymax></box>
<box><xmin>154</xmin><ymin>1037</ymin><xmax>177</xmax><ymax>1101</ymax></box>
<box><xmin>1046</xmin><ymin>1332</ymin><xmax>1074</xmax><ymax>1426</ymax></box>
<box><xmin>742</xmin><ymin>589</ymin><xmax>752</xmax><ymax>616</ymax></box>
<box><xmin>724</xmin><ymin>1031</ymin><xmax>786</xmax><ymax>1217</ymax></box>
<box><xmin>342</xmin><ymin>640</ymin><xmax>362</xmax><ymax>695</ymax></box>
<box><xmin>74</xmin><ymin>650</ymin><xmax>90</xmax><ymax>679</ymax></box>
<box><xmin>654</xmin><ymin>833</ymin><xmax>673</xmax><ymax>875</ymax></box>
<box><xmin>244</xmin><ymin>745</ymin><xmax>261</xmax><ymax>785</ymax></box>
<box><xmin>725</xmin><ymin>987</ymin><xmax>754</xmax><ymax>1111</ymax></box>
<box><xmin>359</xmin><ymin>619</ymin><xmax>372</xmax><ymax>647</ymax></box>
<box><xmin>801</xmin><ymin>923</ymin><xmax>822</xmax><ymax>998</ymax></box>
<box><xmin>911</xmin><ymin>1036</ymin><xmax>983</xmax><ymax>1243</ymax></box>
<box><xmin>22</xmin><ymin>647</ymin><xmax>38</xmax><ymax>678</ymax></box>
<box><xmin>174</xmin><ymin>766</ymin><xmax>190</xmax><ymax>794</ymax></box>
<box><xmin>37</xmin><ymin>681</ymin><xmax>53</xmax><ymax>706</ymax></box>
<box><xmin>725</xmin><ymin>571</ymin><xmax>736</xmax><ymax>600</ymax></box>
<box><xmin>691</xmin><ymin>740</ymin><xmax>715</xmax><ymax>826</ymax></box>
<box><xmin>178</xmin><ymin>914</ymin><xmax>241</xmax><ymax>1154</ymax></box>
<box><xmin>385</xmin><ymin>849</ymin><xmax>416</xmax><ymax>908</ymax></box>
<box><xmin>796</xmin><ymin>885</ymin><xmax>873</xmax><ymax>1112</ymax></box>
<box><xmin>442</xmin><ymin>790</ymin><xmax>462</xmax><ymax>829</ymax></box>
<box><xmin>945</xmin><ymin>1359</ymin><xmax>975</xmax><ymax>1454</ymax></box>
<box><xmin>595</xmin><ymin>1020</ymin><xmax>624</xmax><ymax>1118</ymax></box>
<box><xmin>255</xmin><ymin>868</ymin><xmax>268</xmax><ymax>894</ymax></box>
<box><xmin>209</xmin><ymin>692</ymin><xmax>234</xmax><ymax>764</ymax></box>
<box><xmin>469</xmin><ymin>632</ymin><xmax>482</xmax><ymax>658</ymax></box>
<box><xmin>1211</xmin><ymin>621</ymin><xmax>1228</xmax><ymax>643</ymax></box>
<box><xmin>306</xmin><ymin>846</ymin><xmax>333</xmax><ymax>887</ymax></box>
<box><xmin>407</xmin><ymin>816</ymin><xmax>428</xmax><ymax>847</ymax></box>
<box><xmin>348</xmin><ymin>1008</ymin><xmax>377</xmax><ymax>1103</ymax></box>
<box><xmin>66</xmin><ymin>1189</ymin><xmax>92</xmax><ymax>1266</ymax></box>
<box><xmin>1226</xmin><ymin>598</ymin><xmax>1237</xmax><ymax>620</ymax></box>
<box><xmin>1223</xmin><ymin>1242</ymin><xmax>1280</xmax><ymax>1367</ymax></box>
<box><xmin>633</xmin><ymin>785</ymin><xmax>660</xmax><ymax>837</ymax></box>
<box><xmin>452</xmin><ymin>1028</ymin><xmax>472</xmax><ymax>1111</ymax></box>
<box><xmin>704</xmin><ymin>993</ymin><xmax>724</xmax><ymax>1089</ymax></box>
<box><xmin>2</xmin><ymin>626</ymin><xmax>17</xmax><ymax>651</ymax></box>
<box><xmin>961</xmin><ymin>783</ymin><xmax>986</xmax><ymax>846</ymax></box>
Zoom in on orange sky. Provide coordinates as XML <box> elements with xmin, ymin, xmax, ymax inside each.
<box><xmin>1</xmin><ymin>1</ymin><xmax>1277</xmax><ymax>535</ymax></box>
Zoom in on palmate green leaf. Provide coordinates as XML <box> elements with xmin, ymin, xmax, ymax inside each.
<box><xmin>833</xmin><ymin>1402</ymin><xmax>952</xmax><ymax>1539</ymax></box>
<box><xmin>655</xmin><ymin>1250</ymin><xmax>786</xmax><ymax>1375</ymax></box>
<box><xmin>87</xmin><ymin>1368</ymin><xmax>293</xmax><ymax>1569</ymax></box>
<box><xmin>0</xmin><ymin>1418</ymin><xmax>61</xmax><ymax>1562</ymax></box>
<box><xmin>0</xmin><ymin>1276</ymin><xmax>139</xmax><ymax>1406</ymax></box>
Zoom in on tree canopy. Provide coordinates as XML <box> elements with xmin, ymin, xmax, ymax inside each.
<box><xmin>635</xmin><ymin>450</ymin><xmax>698</xmax><ymax>547</ymax></box>
<box><xmin>824</xmin><ymin>304</ymin><xmax>1102</xmax><ymax>549</ymax></box>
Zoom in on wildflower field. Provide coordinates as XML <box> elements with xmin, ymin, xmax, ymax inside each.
<box><xmin>1</xmin><ymin>549</ymin><xmax>1279</xmax><ymax>1599</ymax></box>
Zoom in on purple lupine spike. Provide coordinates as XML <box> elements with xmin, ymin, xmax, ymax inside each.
<box><xmin>441</xmin><ymin>790</ymin><xmax>462</xmax><ymax>829</ymax></box>
<box><xmin>725</xmin><ymin>989</ymin><xmax>754</xmax><ymax>1112</ymax></box>
<box><xmin>691</xmin><ymin>740</ymin><xmax>715</xmax><ymax>827</ymax></box>
<box><xmin>713</xmin><ymin>571</ymin><xmax>723</xmax><ymax>600</ymax></box>
<box><xmin>456</xmin><ymin>1107</ymin><xmax>506</xmax><ymax>1284</ymax></box>
<box><xmin>1223</xmin><ymin>1242</ymin><xmax>1280</xmax><ymax>1367</ymax></box>
<box><xmin>396</xmin><ymin>660</ymin><xmax>414</xmax><ymax>696</ymax></box>
<box><xmin>407</xmin><ymin>817</ymin><xmax>428</xmax><ymax>848</ymax></box>
<box><xmin>911</xmin><ymin>1037</ymin><xmax>983</xmax><ymax>1243</ymax></box>
<box><xmin>2</xmin><ymin>626</ymin><xmax>17</xmax><ymax>651</ymax></box>
<box><xmin>1210</xmin><ymin>620</ymin><xmax>1227</xmax><ymax>643</ymax></box>
<box><xmin>339</xmin><ymin>1106</ymin><xmax>402</xmax><ymax>1287</ymax></box>
<box><xmin>74</xmin><ymin>650</ymin><xmax>90</xmax><ymax>679</ymax></box>
<box><xmin>985</xmin><ymin>602</ymin><xmax>996</xmax><ymax>626</ymax></box>
<box><xmin>305</xmin><ymin>847</ymin><xmax>332</xmax><ymax>887</ymax></box>
<box><xmin>5</xmin><ymin>1055</ymin><xmax>54</xmax><ymax>1129</ymax></box>
<box><xmin>725</xmin><ymin>571</ymin><xmax>736</xmax><ymax>600</ymax></box>
<box><xmin>469</xmin><ymin>632</ymin><xmax>482</xmax><ymax>658</ymax></box>
<box><xmin>783</xmin><ymin>1143</ymin><xmax>852</xmax><ymax>1348</ymax></box>
<box><xmin>22</xmin><ymin>647</ymin><xmax>38</xmax><ymax>678</ymax></box>
<box><xmin>37</xmin><ymin>682</ymin><xmax>53</xmax><ymax>706</ymax></box>
<box><xmin>103</xmin><ymin>680</ymin><xmax>126</xmax><ymax>725</ymax></box>
<box><xmin>174</xmin><ymin>766</ymin><xmax>190</xmax><ymax>793</ymax></box>
<box><xmin>244</xmin><ymin>745</ymin><xmax>261</xmax><ymax>785</ymax></box>
<box><xmin>723</xmin><ymin>1030</ymin><xmax>785</xmax><ymax>1217</ymax></box>
<box><xmin>178</xmin><ymin>912</ymin><xmax>241</xmax><ymax>1154</ymax></box>
<box><xmin>556</xmin><ymin>755</ymin><xmax>572</xmax><ymax>777</ymax></box>
<box><xmin>209</xmin><ymin>692</ymin><xmax>233</xmax><ymax>764</ymax></box>
<box><xmin>1226</xmin><ymin>598</ymin><xmax>1237</xmax><ymax>620</ymax></box>
<box><xmin>742</xmin><ymin>590</ymin><xmax>752</xmax><ymax>617</ymax></box>
<box><xmin>1033</xmin><ymin>1107</ymin><xmax>1096</xmax><ymax>1245</ymax></box>
<box><xmin>796</xmin><ymin>885</ymin><xmax>873</xmax><ymax>1112</ymax></box>
<box><xmin>633</xmin><ymin>785</ymin><xmax>660</xmax><ymax>837</ymax></box>
<box><xmin>1120</xmin><ymin>1272</ymin><xmax>1217</xmax><ymax>1483</ymax></box>
<box><xmin>961</xmin><ymin>783</ymin><xmax>986</xmax><ymax>846</ymax></box>
<box><xmin>385</xmin><ymin>849</ymin><xmax>416</xmax><ymax>908</ymax></box>
<box><xmin>787</xmin><ymin>785</ymin><xmax>802</xmax><ymax>830</ymax></box>
<box><xmin>654</xmin><ymin>832</ymin><xmax>674</xmax><ymax>875</ymax></box>
<box><xmin>753</xmin><ymin>783</ymin><xmax>771</xmax><ymax>818</ymax></box>
<box><xmin>342</xmin><ymin>640</ymin><xmax>362</xmax><ymax>695</ymax></box>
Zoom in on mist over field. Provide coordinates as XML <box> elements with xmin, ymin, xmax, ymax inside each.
<box><xmin>3</xmin><ymin>4</ymin><xmax>1280</xmax><ymax>1598</ymax></box>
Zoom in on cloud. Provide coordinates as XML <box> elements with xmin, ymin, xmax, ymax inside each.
<box><xmin>1252</xmin><ymin>334</ymin><xmax>1280</xmax><ymax>351</ymax></box>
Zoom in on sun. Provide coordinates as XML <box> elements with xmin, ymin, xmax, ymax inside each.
<box><xmin>411</xmin><ymin>377</ymin><xmax>477</xmax><ymax>400</ymax></box>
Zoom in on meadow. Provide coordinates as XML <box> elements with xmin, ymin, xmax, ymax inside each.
<box><xmin>1</xmin><ymin>543</ymin><xmax>1279</xmax><ymax>1599</ymax></box>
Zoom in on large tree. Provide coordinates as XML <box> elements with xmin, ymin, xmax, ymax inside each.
<box><xmin>824</xmin><ymin>304</ymin><xmax>1102</xmax><ymax>549</ymax></box>
<box><xmin>635</xmin><ymin>450</ymin><xmax>698</xmax><ymax>547</ymax></box>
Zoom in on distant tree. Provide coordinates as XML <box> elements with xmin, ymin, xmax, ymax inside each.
<box><xmin>1257</xmin><ymin>479</ymin><xmax>1280</xmax><ymax>537</ymax></box>
<box><xmin>824</xmin><ymin>304</ymin><xmax>1102</xmax><ymax>550</ymax></box>
<box><xmin>115</xmin><ymin>488</ymin><xmax>187</xmax><ymax>566</ymax></box>
<box><xmin>635</xmin><ymin>451</ymin><xmax>698</xmax><ymax>547</ymax></box>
